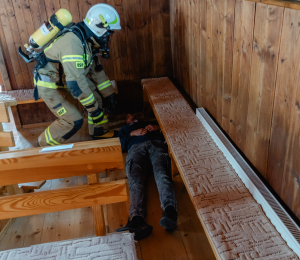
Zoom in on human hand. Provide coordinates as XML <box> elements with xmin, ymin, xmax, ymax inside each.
<box><xmin>130</xmin><ymin>128</ymin><xmax>148</xmax><ymax>137</ymax></box>
<box><xmin>145</xmin><ymin>125</ymin><xmax>160</xmax><ymax>132</ymax></box>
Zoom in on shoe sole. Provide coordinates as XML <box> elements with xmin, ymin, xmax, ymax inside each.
<box><xmin>159</xmin><ymin>217</ymin><xmax>177</xmax><ymax>231</ymax></box>
<box><xmin>134</xmin><ymin>225</ymin><xmax>153</xmax><ymax>241</ymax></box>
<box><xmin>115</xmin><ymin>225</ymin><xmax>153</xmax><ymax>241</ymax></box>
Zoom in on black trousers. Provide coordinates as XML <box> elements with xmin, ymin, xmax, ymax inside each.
<box><xmin>126</xmin><ymin>140</ymin><xmax>177</xmax><ymax>218</ymax></box>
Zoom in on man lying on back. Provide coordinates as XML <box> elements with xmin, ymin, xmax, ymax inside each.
<box><xmin>115</xmin><ymin>114</ymin><xmax>177</xmax><ymax>241</ymax></box>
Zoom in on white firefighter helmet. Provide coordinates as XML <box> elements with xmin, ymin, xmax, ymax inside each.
<box><xmin>84</xmin><ymin>3</ymin><xmax>121</xmax><ymax>38</ymax></box>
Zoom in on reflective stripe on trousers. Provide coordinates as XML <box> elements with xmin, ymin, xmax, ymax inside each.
<box><xmin>97</xmin><ymin>80</ymin><xmax>112</xmax><ymax>91</ymax></box>
<box><xmin>45</xmin><ymin>127</ymin><xmax>60</xmax><ymax>146</ymax></box>
<box><xmin>88</xmin><ymin>115</ymin><xmax>108</xmax><ymax>125</ymax></box>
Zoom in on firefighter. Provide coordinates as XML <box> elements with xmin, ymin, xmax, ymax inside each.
<box><xmin>35</xmin><ymin>4</ymin><xmax>121</xmax><ymax>147</ymax></box>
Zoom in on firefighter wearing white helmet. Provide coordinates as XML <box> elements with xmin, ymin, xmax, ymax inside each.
<box><xmin>34</xmin><ymin>4</ymin><xmax>121</xmax><ymax>147</ymax></box>
<box><xmin>84</xmin><ymin>3</ymin><xmax>121</xmax><ymax>37</ymax></box>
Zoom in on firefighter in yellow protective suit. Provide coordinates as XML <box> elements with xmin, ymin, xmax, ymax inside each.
<box><xmin>35</xmin><ymin>4</ymin><xmax>121</xmax><ymax>147</ymax></box>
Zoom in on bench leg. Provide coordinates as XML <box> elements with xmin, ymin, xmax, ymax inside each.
<box><xmin>87</xmin><ymin>173</ymin><xmax>106</xmax><ymax>236</ymax></box>
<box><xmin>169</xmin><ymin>151</ymin><xmax>179</xmax><ymax>180</ymax></box>
<box><xmin>169</xmin><ymin>151</ymin><xmax>185</xmax><ymax>194</ymax></box>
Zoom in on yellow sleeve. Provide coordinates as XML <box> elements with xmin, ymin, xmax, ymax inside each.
<box><xmin>61</xmin><ymin>37</ymin><xmax>98</xmax><ymax>112</ymax></box>
<box><xmin>89</xmin><ymin>60</ymin><xmax>114</xmax><ymax>98</ymax></box>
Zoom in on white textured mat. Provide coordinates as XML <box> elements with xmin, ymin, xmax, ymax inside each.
<box><xmin>0</xmin><ymin>233</ymin><xmax>137</xmax><ymax>260</ymax></box>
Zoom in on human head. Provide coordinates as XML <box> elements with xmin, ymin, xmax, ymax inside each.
<box><xmin>125</xmin><ymin>114</ymin><xmax>139</xmax><ymax>125</ymax></box>
<box><xmin>84</xmin><ymin>4</ymin><xmax>121</xmax><ymax>39</ymax></box>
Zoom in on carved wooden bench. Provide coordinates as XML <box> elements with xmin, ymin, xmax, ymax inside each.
<box><xmin>0</xmin><ymin>138</ymin><xmax>127</xmax><ymax>237</ymax></box>
<box><xmin>0</xmin><ymin>233</ymin><xmax>137</xmax><ymax>259</ymax></box>
<box><xmin>142</xmin><ymin>77</ymin><xmax>300</xmax><ymax>259</ymax></box>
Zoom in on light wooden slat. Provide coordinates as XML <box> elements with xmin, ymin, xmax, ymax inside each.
<box><xmin>87</xmin><ymin>173</ymin><xmax>106</xmax><ymax>236</ymax></box>
<box><xmin>0</xmin><ymin>139</ymin><xmax>124</xmax><ymax>186</ymax></box>
<box><xmin>18</xmin><ymin>181</ymin><xmax>46</xmax><ymax>189</ymax></box>
<box><xmin>246</xmin><ymin>0</ymin><xmax>300</xmax><ymax>10</ymax></box>
<box><xmin>0</xmin><ymin>180</ymin><xmax>127</xmax><ymax>220</ymax></box>
<box><xmin>0</xmin><ymin>103</ymin><xmax>9</xmax><ymax>123</ymax></box>
<box><xmin>0</xmin><ymin>131</ymin><xmax>14</xmax><ymax>148</ymax></box>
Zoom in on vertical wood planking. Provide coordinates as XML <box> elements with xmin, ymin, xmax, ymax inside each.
<box><xmin>229</xmin><ymin>0</ymin><xmax>255</xmax><ymax>151</ymax></box>
<box><xmin>122</xmin><ymin>0</ymin><xmax>140</xmax><ymax>82</ymax></box>
<box><xmin>244</xmin><ymin>4</ymin><xmax>284</xmax><ymax>176</ymax></box>
<box><xmin>140</xmin><ymin>0</ymin><xmax>154</xmax><ymax>78</ymax></box>
<box><xmin>170</xmin><ymin>0</ymin><xmax>300</xmax><ymax>220</ymax></box>
<box><xmin>161</xmin><ymin>0</ymin><xmax>172</xmax><ymax>78</ymax></box>
<box><xmin>267</xmin><ymin>7</ymin><xmax>300</xmax><ymax>217</ymax></box>
<box><xmin>219</xmin><ymin>0</ymin><xmax>235</xmax><ymax>134</ymax></box>
<box><xmin>197</xmin><ymin>0</ymin><xmax>207</xmax><ymax>108</ymax></box>
<box><xmin>150</xmin><ymin>0</ymin><xmax>164</xmax><ymax>78</ymax></box>
<box><xmin>4</xmin><ymin>0</ymin><xmax>32</xmax><ymax>89</ymax></box>
<box><xmin>0</xmin><ymin>1</ymin><xmax>24</xmax><ymax>89</ymax></box>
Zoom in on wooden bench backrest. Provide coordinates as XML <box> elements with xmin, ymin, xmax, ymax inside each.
<box><xmin>0</xmin><ymin>139</ymin><xmax>124</xmax><ymax>186</ymax></box>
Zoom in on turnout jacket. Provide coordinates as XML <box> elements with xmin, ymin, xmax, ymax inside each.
<box><xmin>37</xmin><ymin>32</ymin><xmax>114</xmax><ymax>112</ymax></box>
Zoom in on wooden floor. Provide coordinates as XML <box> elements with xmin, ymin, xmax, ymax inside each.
<box><xmin>1</xmin><ymin>116</ymin><xmax>215</xmax><ymax>260</ymax></box>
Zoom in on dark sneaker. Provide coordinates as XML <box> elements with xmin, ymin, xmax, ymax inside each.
<box><xmin>159</xmin><ymin>206</ymin><xmax>178</xmax><ymax>231</ymax></box>
<box><xmin>37</xmin><ymin>140</ymin><xmax>41</xmax><ymax>147</ymax></box>
<box><xmin>115</xmin><ymin>216</ymin><xmax>153</xmax><ymax>241</ymax></box>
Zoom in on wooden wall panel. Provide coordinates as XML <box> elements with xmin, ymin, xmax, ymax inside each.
<box><xmin>0</xmin><ymin>0</ymin><xmax>172</xmax><ymax>124</ymax></box>
<box><xmin>171</xmin><ymin>0</ymin><xmax>300</xmax><ymax>220</ymax></box>
<box><xmin>267</xmin><ymin>7</ymin><xmax>300</xmax><ymax>217</ymax></box>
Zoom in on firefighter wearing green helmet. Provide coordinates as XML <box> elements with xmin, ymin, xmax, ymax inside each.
<box><xmin>35</xmin><ymin>4</ymin><xmax>121</xmax><ymax>147</ymax></box>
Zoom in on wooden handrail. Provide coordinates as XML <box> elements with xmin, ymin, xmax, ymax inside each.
<box><xmin>0</xmin><ymin>139</ymin><xmax>124</xmax><ymax>186</ymax></box>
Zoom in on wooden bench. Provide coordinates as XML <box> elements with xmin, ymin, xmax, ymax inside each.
<box><xmin>0</xmin><ymin>99</ymin><xmax>22</xmax><ymax>240</ymax></box>
<box><xmin>0</xmin><ymin>81</ymin><xmax>118</xmax><ymax>129</ymax></box>
<box><xmin>0</xmin><ymin>138</ymin><xmax>127</xmax><ymax>237</ymax></box>
<box><xmin>142</xmin><ymin>77</ymin><xmax>300</xmax><ymax>259</ymax></box>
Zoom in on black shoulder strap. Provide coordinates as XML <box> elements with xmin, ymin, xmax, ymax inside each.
<box><xmin>50</xmin><ymin>14</ymin><xmax>64</xmax><ymax>31</ymax></box>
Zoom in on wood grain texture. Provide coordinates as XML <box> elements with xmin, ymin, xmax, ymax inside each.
<box><xmin>170</xmin><ymin>0</ymin><xmax>300</xmax><ymax>221</ymax></box>
<box><xmin>142</xmin><ymin>77</ymin><xmax>298</xmax><ymax>260</ymax></box>
<box><xmin>0</xmin><ymin>103</ymin><xmax>9</xmax><ymax>123</ymax></box>
<box><xmin>247</xmin><ymin>0</ymin><xmax>300</xmax><ymax>10</ymax></box>
<box><xmin>0</xmin><ymin>139</ymin><xmax>123</xmax><ymax>186</ymax></box>
<box><xmin>0</xmin><ymin>180</ymin><xmax>127</xmax><ymax>220</ymax></box>
<box><xmin>267</xmin><ymin>7</ymin><xmax>300</xmax><ymax>219</ymax></box>
<box><xmin>87</xmin><ymin>173</ymin><xmax>105</xmax><ymax>236</ymax></box>
<box><xmin>0</xmin><ymin>132</ymin><xmax>14</xmax><ymax>148</ymax></box>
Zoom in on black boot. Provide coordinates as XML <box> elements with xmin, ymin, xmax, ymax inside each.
<box><xmin>159</xmin><ymin>205</ymin><xmax>178</xmax><ymax>231</ymax></box>
<box><xmin>115</xmin><ymin>216</ymin><xmax>153</xmax><ymax>241</ymax></box>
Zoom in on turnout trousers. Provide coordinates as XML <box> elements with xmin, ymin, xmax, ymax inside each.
<box><xmin>126</xmin><ymin>140</ymin><xmax>177</xmax><ymax>219</ymax></box>
<box><xmin>37</xmin><ymin>73</ymin><xmax>110</xmax><ymax>147</ymax></box>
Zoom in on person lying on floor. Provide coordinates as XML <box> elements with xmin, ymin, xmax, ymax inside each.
<box><xmin>115</xmin><ymin>114</ymin><xmax>178</xmax><ymax>241</ymax></box>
